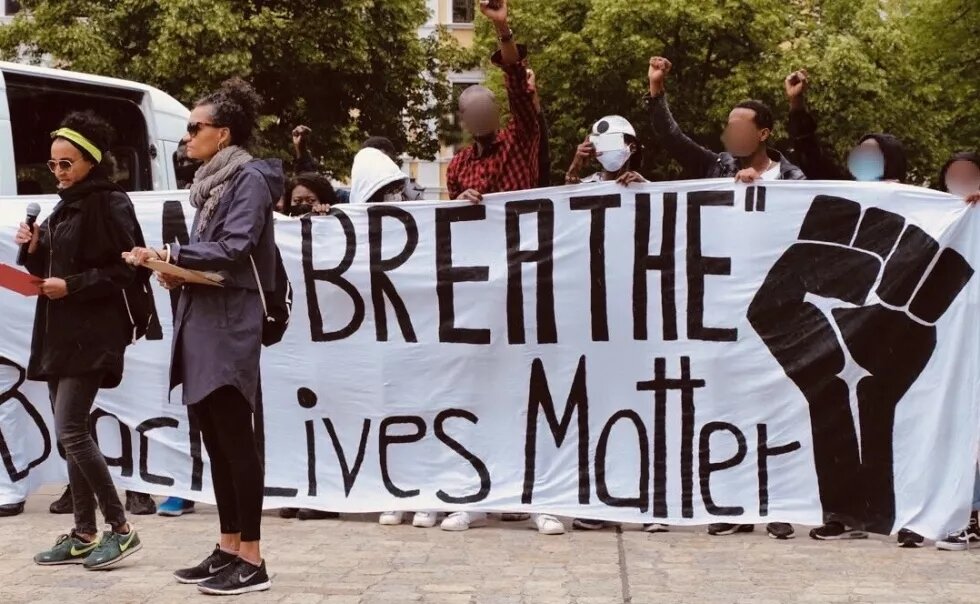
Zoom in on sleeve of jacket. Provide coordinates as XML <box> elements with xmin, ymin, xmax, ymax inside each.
<box><xmin>64</xmin><ymin>194</ymin><xmax>138</xmax><ymax>302</ymax></box>
<box><xmin>293</xmin><ymin>150</ymin><xmax>318</xmax><ymax>175</ymax></box>
<box><xmin>446</xmin><ymin>154</ymin><xmax>462</xmax><ymax>200</ymax></box>
<box><xmin>537</xmin><ymin>111</ymin><xmax>552</xmax><ymax>188</ymax></box>
<box><xmin>648</xmin><ymin>94</ymin><xmax>719</xmax><ymax>177</ymax></box>
<box><xmin>172</xmin><ymin>169</ymin><xmax>272</xmax><ymax>270</ymax></box>
<box><xmin>787</xmin><ymin>108</ymin><xmax>847</xmax><ymax>180</ymax></box>
<box><xmin>21</xmin><ymin>221</ymin><xmax>49</xmax><ymax>277</ymax></box>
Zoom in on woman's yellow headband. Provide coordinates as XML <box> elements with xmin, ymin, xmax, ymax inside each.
<box><xmin>51</xmin><ymin>128</ymin><xmax>103</xmax><ymax>164</ymax></box>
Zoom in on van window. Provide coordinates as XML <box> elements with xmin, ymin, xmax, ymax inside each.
<box><xmin>5</xmin><ymin>72</ymin><xmax>152</xmax><ymax>194</ymax></box>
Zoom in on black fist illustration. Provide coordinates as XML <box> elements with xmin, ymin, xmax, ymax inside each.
<box><xmin>748</xmin><ymin>196</ymin><xmax>973</xmax><ymax>533</ymax></box>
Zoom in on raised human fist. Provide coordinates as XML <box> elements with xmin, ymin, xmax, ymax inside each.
<box><xmin>648</xmin><ymin>57</ymin><xmax>672</xmax><ymax>96</ymax></box>
<box><xmin>785</xmin><ymin>69</ymin><xmax>809</xmax><ymax>110</ymax></box>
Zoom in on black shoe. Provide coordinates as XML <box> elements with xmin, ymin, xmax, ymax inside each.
<box><xmin>126</xmin><ymin>492</ymin><xmax>157</xmax><ymax>516</ymax></box>
<box><xmin>766</xmin><ymin>522</ymin><xmax>795</xmax><ymax>540</ymax></box>
<box><xmin>278</xmin><ymin>508</ymin><xmax>299</xmax><ymax>519</ymax></box>
<box><xmin>572</xmin><ymin>518</ymin><xmax>609</xmax><ymax>530</ymax></box>
<box><xmin>500</xmin><ymin>513</ymin><xmax>531</xmax><ymax>521</ymax></box>
<box><xmin>197</xmin><ymin>558</ymin><xmax>271</xmax><ymax>595</ymax></box>
<box><xmin>174</xmin><ymin>545</ymin><xmax>238</xmax><ymax>584</ymax></box>
<box><xmin>967</xmin><ymin>511</ymin><xmax>980</xmax><ymax>542</ymax></box>
<box><xmin>708</xmin><ymin>523</ymin><xmax>754</xmax><ymax>536</ymax></box>
<box><xmin>897</xmin><ymin>528</ymin><xmax>925</xmax><ymax>548</ymax></box>
<box><xmin>0</xmin><ymin>501</ymin><xmax>24</xmax><ymax>517</ymax></box>
<box><xmin>297</xmin><ymin>508</ymin><xmax>340</xmax><ymax>520</ymax></box>
<box><xmin>49</xmin><ymin>486</ymin><xmax>73</xmax><ymax>515</ymax></box>
<box><xmin>809</xmin><ymin>521</ymin><xmax>868</xmax><ymax>540</ymax></box>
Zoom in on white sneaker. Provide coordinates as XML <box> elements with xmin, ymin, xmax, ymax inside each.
<box><xmin>533</xmin><ymin>514</ymin><xmax>566</xmax><ymax>535</ymax></box>
<box><xmin>440</xmin><ymin>512</ymin><xmax>488</xmax><ymax>532</ymax></box>
<box><xmin>412</xmin><ymin>511</ymin><xmax>439</xmax><ymax>528</ymax></box>
<box><xmin>378</xmin><ymin>511</ymin><xmax>405</xmax><ymax>526</ymax></box>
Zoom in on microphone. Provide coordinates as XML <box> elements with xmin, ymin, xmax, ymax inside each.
<box><xmin>16</xmin><ymin>202</ymin><xmax>41</xmax><ymax>266</ymax></box>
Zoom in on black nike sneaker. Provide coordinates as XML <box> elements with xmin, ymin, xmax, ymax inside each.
<box><xmin>173</xmin><ymin>545</ymin><xmax>238</xmax><ymax>584</ymax></box>
<box><xmin>197</xmin><ymin>558</ymin><xmax>271</xmax><ymax>595</ymax></box>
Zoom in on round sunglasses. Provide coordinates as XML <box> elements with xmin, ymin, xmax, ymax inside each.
<box><xmin>47</xmin><ymin>159</ymin><xmax>75</xmax><ymax>173</ymax></box>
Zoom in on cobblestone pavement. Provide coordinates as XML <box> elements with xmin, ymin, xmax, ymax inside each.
<box><xmin>0</xmin><ymin>487</ymin><xmax>975</xmax><ymax>603</ymax></box>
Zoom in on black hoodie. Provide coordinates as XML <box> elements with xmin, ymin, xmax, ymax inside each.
<box><xmin>788</xmin><ymin>108</ymin><xmax>908</xmax><ymax>183</ymax></box>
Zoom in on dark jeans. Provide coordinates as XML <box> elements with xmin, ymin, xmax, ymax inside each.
<box><xmin>49</xmin><ymin>373</ymin><xmax>127</xmax><ymax>535</ymax></box>
<box><xmin>191</xmin><ymin>386</ymin><xmax>264</xmax><ymax>541</ymax></box>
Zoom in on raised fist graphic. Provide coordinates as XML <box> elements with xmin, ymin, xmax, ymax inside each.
<box><xmin>748</xmin><ymin>196</ymin><xmax>974</xmax><ymax>533</ymax></box>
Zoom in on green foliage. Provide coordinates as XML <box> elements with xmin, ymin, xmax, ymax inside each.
<box><xmin>0</xmin><ymin>0</ymin><xmax>465</xmax><ymax>178</ymax></box>
<box><xmin>472</xmin><ymin>0</ymin><xmax>976</xmax><ymax>184</ymax></box>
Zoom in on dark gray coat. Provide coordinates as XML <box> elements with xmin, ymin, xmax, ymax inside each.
<box><xmin>169</xmin><ymin>159</ymin><xmax>284</xmax><ymax>408</ymax></box>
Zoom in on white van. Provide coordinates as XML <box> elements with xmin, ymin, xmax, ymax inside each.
<box><xmin>0</xmin><ymin>61</ymin><xmax>190</xmax><ymax>196</ymax></box>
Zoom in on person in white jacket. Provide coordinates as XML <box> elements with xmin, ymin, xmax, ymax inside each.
<box><xmin>349</xmin><ymin>147</ymin><xmax>409</xmax><ymax>205</ymax></box>
<box><xmin>349</xmin><ymin>147</ymin><xmax>440</xmax><ymax>528</ymax></box>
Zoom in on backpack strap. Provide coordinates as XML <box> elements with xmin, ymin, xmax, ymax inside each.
<box><xmin>250</xmin><ymin>255</ymin><xmax>269</xmax><ymax>318</ymax></box>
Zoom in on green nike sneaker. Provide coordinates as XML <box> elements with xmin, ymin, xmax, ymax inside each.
<box><xmin>83</xmin><ymin>527</ymin><xmax>142</xmax><ymax>570</ymax></box>
<box><xmin>34</xmin><ymin>531</ymin><xmax>100</xmax><ymax>565</ymax></box>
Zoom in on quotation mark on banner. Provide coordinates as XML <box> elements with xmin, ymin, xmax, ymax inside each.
<box><xmin>747</xmin><ymin>195</ymin><xmax>974</xmax><ymax>533</ymax></box>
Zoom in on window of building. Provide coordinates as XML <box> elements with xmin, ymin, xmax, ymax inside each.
<box><xmin>3</xmin><ymin>1</ymin><xmax>21</xmax><ymax>16</ymax></box>
<box><xmin>452</xmin><ymin>0</ymin><xmax>474</xmax><ymax>24</ymax></box>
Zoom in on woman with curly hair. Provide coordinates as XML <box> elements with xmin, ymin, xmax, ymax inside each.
<box><xmin>126</xmin><ymin>77</ymin><xmax>281</xmax><ymax>595</ymax></box>
<box><xmin>17</xmin><ymin>110</ymin><xmax>146</xmax><ymax>569</ymax></box>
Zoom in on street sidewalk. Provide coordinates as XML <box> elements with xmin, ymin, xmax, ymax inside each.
<box><xmin>0</xmin><ymin>487</ymin><xmax>975</xmax><ymax>603</ymax></box>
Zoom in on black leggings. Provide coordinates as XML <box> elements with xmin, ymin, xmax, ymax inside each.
<box><xmin>191</xmin><ymin>386</ymin><xmax>264</xmax><ymax>542</ymax></box>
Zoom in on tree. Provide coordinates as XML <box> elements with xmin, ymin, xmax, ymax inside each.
<box><xmin>903</xmin><ymin>0</ymin><xmax>979</xmax><ymax>178</ymax></box>
<box><xmin>0</xmin><ymin>0</ymin><xmax>464</xmax><ymax>177</ymax></box>
<box><xmin>470</xmin><ymin>0</ymin><xmax>965</xmax><ymax>184</ymax></box>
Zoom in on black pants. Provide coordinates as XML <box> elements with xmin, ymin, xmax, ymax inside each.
<box><xmin>191</xmin><ymin>386</ymin><xmax>264</xmax><ymax>542</ymax></box>
<box><xmin>49</xmin><ymin>373</ymin><xmax>127</xmax><ymax>535</ymax></box>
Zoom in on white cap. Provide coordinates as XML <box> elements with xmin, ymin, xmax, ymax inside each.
<box><xmin>591</xmin><ymin>115</ymin><xmax>636</xmax><ymax>138</ymax></box>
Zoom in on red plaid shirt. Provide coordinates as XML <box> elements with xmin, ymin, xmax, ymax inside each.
<box><xmin>447</xmin><ymin>63</ymin><xmax>541</xmax><ymax>199</ymax></box>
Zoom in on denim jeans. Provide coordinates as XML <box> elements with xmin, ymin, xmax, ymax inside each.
<box><xmin>49</xmin><ymin>373</ymin><xmax>127</xmax><ymax>535</ymax></box>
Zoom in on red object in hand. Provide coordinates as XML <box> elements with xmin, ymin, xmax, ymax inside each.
<box><xmin>0</xmin><ymin>263</ymin><xmax>43</xmax><ymax>296</ymax></box>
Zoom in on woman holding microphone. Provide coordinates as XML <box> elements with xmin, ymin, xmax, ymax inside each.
<box><xmin>126</xmin><ymin>78</ymin><xmax>282</xmax><ymax>596</ymax></box>
<box><xmin>16</xmin><ymin>111</ymin><xmax>143</xmax><ymax>569</ymax></box>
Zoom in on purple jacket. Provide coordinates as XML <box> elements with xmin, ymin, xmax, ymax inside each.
<box><xmin>169</xmin><ymin>159</ymin><xmax>284</xmax><ymax>408</ymax></box>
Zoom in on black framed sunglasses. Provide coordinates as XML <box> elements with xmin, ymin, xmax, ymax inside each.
<box><xmin>186</xmin><ymin>121</ymin><xmax>220</xmax><ymax>137</ymax></box>
<box><xmin>47</xmin><ymin>159</ymin><xmax>74</xmax><ymax>173</ymax></box>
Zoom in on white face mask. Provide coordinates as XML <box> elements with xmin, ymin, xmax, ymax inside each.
<box><xmin>597</xmin><ymin>147</ymin><xmax>632</xmax><ymax>173</ymax></box>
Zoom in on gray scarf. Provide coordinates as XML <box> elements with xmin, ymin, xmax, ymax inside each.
<box><xmin>189</xmin><ymin>145</ymin><xmax>253</xmax><ymax>235</ymax></box>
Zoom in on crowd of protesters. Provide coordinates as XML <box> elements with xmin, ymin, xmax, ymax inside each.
<box><xmin>5</xmin><ymin>0</ymin><xmax>980</xmax><ymax>596</ymax></box>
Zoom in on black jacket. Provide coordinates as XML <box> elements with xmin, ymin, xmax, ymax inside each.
<box><xmin>647</xmin><ymin>94</ymin><xmax>806</xmax><ymax>181</ymax></box>
<box><xmin>22</xmin><ymin>176</ymin><xmax>141</xmax><ymax>388</ymax></box>
<box><xmin>788</xmin><ymin>108</ymin><xmax>908</xmax><ymax>182</ymax></box>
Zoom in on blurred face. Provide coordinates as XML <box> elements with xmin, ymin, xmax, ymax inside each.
<box><xmin>847</xmin><ymin>139</ymin><xmax>886</xmax><ymax>182</ymax></box>
<box><xmin>721</xmin><ymin>108</ymin><xmax>769</xmax><ymax>158</ymax></box>
<box><xmin>459</xmin><ymin>90</ymin><xmax>501</xmax><ymax>138</ymax></box>
<box><xmin>49</xmin><ymin>139</ymin><xmax>94</xmax><ymax>190</ymax></box>
<box><xmin>945</xmin><ymin>160</ymin><xmax>980</xmax><ymax>197</ymax></box>
<box><xmin>183</xmin><ymin>105</ymin><xmax>230</xmax><ymax>162</ymax></box>
<box><xmin>290</xmin><ymin>184</ymin><xmax>322</xmax><ymax>214</ymax></box>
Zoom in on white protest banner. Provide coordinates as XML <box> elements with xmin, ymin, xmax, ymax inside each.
<box><xmin>0</xmin><ymin>180</ymin><xmax>977</xmax><ymax>539</ymax></box>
